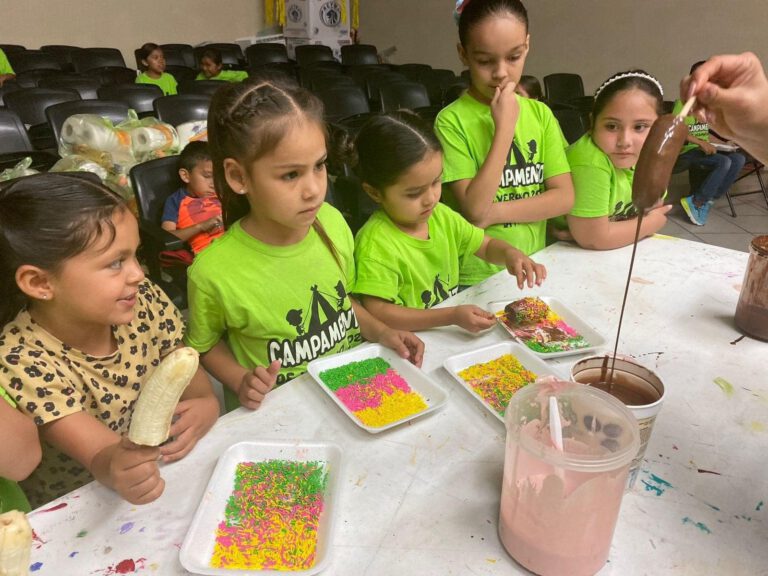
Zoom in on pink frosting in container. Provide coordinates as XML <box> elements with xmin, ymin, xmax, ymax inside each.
<box><xmin>498</xmin><ymin>378</ymin><xmax>640</xmax><ymax>576</ymax></box>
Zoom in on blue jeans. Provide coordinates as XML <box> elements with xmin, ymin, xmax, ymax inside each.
<box><xmin>674</xmin><ymin>148</ymin><xmax>746</xmax><ymax>204</ymax></box>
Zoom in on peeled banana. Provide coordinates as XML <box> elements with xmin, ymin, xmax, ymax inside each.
<box><xmin>0</xmin><ymin>510</ymin><xmax>32</xmax><ymax>576</ymax></box>
<box><xmin>128</xmin><ymin>347</ymin><xmax>199</xmax><ymax>446</ymax></box>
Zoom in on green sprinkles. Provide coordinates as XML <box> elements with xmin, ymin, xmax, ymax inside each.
<box><xmin>319</xmin><ymin>358</ymin><xmax>391</xmax><ymax>391</ymax></box>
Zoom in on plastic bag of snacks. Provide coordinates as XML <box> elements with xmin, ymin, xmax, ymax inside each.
<box><xmin>49</xmin><ymin>153</ymin><xmax>110</xmax><ymax>181</ymax></box>
<box><xmin>176</xmin><ymin>120</ymin><xmax>208</xmax><ymax>150</ymax></box>
<box><xmin>0</xmin><ymin>157</ymin><xmax>39</xmax><ymax>181</ymax></box>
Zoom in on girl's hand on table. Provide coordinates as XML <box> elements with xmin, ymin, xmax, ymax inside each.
<box><xmin>159</xmin><ymin>395</ymin><xmax>220</xmax><ymax>462</ymax></box>
<box><xmin>378</xmin><ymin>328</ymin><xmax>425</xmax><ymax>367</ymax></box>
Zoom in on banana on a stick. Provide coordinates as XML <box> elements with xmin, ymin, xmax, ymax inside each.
<box><xmin>0</xmin><ymin>510</ymin><xmax>32</xmax><ymax>576</ymax></box>
<box><xmin>128</xmin><ymin>347</ymin><xmax>199</xmax><ymax>446</ymax></box>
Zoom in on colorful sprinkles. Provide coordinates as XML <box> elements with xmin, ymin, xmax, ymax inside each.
<box><xmin>210</xmin><ymin>460</ymin><xmax>328</xmax><ymax>570</ymax></box>
<box><xmin>457</xmin><ymin>354</ymin><xmax>537</xmax><ymax>415</ymax></box>
<box><xmin>319</xmin><ymin>358</ymin><xmax>428</xmax><ymax>427</ymax></box>
<box><xmin>498</xmin><ymin>298</ymin><xmax>590</xmax><ymax>353</ymax></box>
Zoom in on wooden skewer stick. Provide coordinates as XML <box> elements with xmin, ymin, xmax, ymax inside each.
<box><xmin>678</xmin><ymin>96</ymin><xmax>696</xmax><ymax>118</ymax></box>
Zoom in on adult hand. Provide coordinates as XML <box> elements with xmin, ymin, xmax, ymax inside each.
<box><xmin>682</xmin><ymin>52</ymin><xmax>768</xmax><ymax>152</ymax></box>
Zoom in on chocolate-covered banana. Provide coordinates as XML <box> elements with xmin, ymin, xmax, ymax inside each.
<box><xmin>632</xmin><ymin>114</ymin><xmax>688</xmax><ymax>210</ymax></box>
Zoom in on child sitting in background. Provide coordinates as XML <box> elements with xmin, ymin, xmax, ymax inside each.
<box><xmin>197</xmin><ymin>48</ymin><xmax>248</xmax><ymax>83</ymax></box>
<box><xmin>350</xmin><ymin>112</ymin><xmax>546</xmax><ymax>333</ymax></box>
<box><xmin>186</xmin><ymin>80</ymin><xmax>424</xmax><ymax>413</ymax></box>
<box><xmin>136</xmin><ymin>43</ymin><xmax>178</xmax><ymax>95</ymax></box>
<box><xmin>516</xmin><ymin>75</ymin><xmax>543</xmax><ymax>100</ymax></box>
<box><xmin>0</xmin><ymin>174</ymin><xmax>219</xmax><ymax>507</ymax></box>
<box><xmin>0</xmin><ymin>393</ymin><xmax>41</xmax><ymax>512</ymax></box>
<box><xmin>675</xmin><ymin>61</ymin><xmax>746</xmax><ymax>226</ymax></box>
<box><xmin>162</xmin><ymin>141</ymin><xmax>224</xmax><ymax>256</ymax></box>
<box><xmin>550</xmin><ymin>70</ymin><xmax>672</xmax><ymax>249</ymax></box>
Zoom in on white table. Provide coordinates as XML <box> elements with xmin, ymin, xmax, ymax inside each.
<box><xmin>26</xmin><ymin>236</ymin><xmax>767</xmax><ymax>575</ymax></box>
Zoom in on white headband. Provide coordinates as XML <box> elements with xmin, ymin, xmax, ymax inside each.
<box><xmin>594</xmin><ymin>72</ymin><xmax>664</xmax><ymax>99</ymax></box>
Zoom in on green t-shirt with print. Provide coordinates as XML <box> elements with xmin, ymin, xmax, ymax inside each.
<box><xmin>136</xmin><ymin>72</ymin><xmax>178</xmax><ymax>95</ymax></box>
<box><xmin>550</xmin><ymin>133</ymin><xmax>637</xmax><ymax>230</ymax></box>
<box><xmin>0</xmin><ymin>49</ymin><xmax>14</xmax><ymax>75</ymax></box>
<box><xmin>353</xmin><ymin>203</ymin><xmax>485</xmax><ymax>309</ymax></box>
<box><xmin>186</xmin><ymin>203</ymin><xmax>362</xmax><ymax>412</ymax></box>
<box><xmin>435</xmin><ymin>92</ymin><xmax>570</xmax><ymax>285</ymax></box>
<box><xmin>0</xmin><ymin>390</ymin><xmax>31</xmax><ymax>513</ymax></box>
<box><xmin>673</xmin><ymin>99</ymin><xmax>709</xmax><ymax>154</ymax></box>
<box><xmin>195</xmin><ymin>70</ymin><xmax>248</xmax><ymax>82</ymax></box>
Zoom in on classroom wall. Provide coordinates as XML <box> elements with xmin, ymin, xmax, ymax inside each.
<box><xmin>0</xmin><ymin>0</ymin><xmax>265</xmax><ymax>67</ymax></box>
<box><xmin>361</xmin><ymin>0</ymin><xmax>768</xmax><ymax>99</ymax></box>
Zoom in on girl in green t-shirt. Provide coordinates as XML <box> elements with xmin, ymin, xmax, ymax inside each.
<box><xmin>349</xmin><ymin>112</ymin><xmax>546</xmax><ymax>333</ymax></box>
<box><xmin>551</xmin><ymin>70</ymin><xmax>672</xmax><ymax>250</ymax></box>
<box><xmin>196</xmin><ymin>47</ymin><xmax>248</xmax><ymax>83</ymax></box>
<box><xmin>435</xmin><ymin>0</ymin><xmax>573</xmax><ymax>286</ymax></box>
<box><xmin>135</xmin><ymin>43</ymin><xmax>178</xmax><ymax>95</ymax></box>
<box><xmin>187</xmin><ymin>80</ymin><xmax>425</xmax><ymax>411</ymax></box>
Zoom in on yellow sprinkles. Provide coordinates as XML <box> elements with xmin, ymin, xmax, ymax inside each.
<box><xmin>458</xmin><ymin>354</ymin><xmax>537</xmax><ymax>416</ymax></box>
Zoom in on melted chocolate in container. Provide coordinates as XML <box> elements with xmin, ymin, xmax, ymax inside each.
<box><xmin>735</xmin><ymin>235</ymin><xmax>768</xmax><ymax>341</ymax></box>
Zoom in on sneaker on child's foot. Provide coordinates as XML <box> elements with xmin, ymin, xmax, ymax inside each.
<box><xmin>697</xmin><ymin>200</ymin><xmax>714</xmax><ymax>225</ymax></box>
<box><xmin>681</xmin><ymin>195</ymin><xmax>705</xmax><ymax>225</ymax></box>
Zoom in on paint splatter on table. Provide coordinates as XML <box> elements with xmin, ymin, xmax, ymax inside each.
<box><xmin>498</xmin><ymin>297</ymin><xmax>590</xmax><ymax>353</ymax></box>
<box><xmin>211</xmin><ymin>460</ymin><xmax>328</xmax><ymax>570</ymax></box>
<box><xmin>457</xmin><ymin>354</ymin><xmax>536</xmax><ymax>416</ymax></box>
<box><xmin>319</xmin><ymin>358</ymin><xmax>427</xmax><ymax>427</ymax></box>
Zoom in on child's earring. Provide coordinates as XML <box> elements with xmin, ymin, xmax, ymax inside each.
<box><xmin>238</xmin><ymin>187</ymin><xmax>247</xmax><ymax>195</ymax></box>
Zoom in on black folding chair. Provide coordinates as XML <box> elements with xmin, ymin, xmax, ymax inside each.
<box><xmin>246</xmin><ymin>43</ymin><xmax>289</xmax><ymax>67</ymax></box>
<box><xmin>178</xmin><ymin>79</ymin><xmax>228</xmax><ymax>97</ymax></box>
<box><xmin>160</xmin><ymin>44</ymin><xmax>196</xmax><ymax>69</ymax></box>
<box><xmin>153</xmin><ymin>94</ymin><xmax>210</xmax><ymax>126</ymax></box>
<box><xmin>543</xmin><ymin>73</ymin><xmax>594</xmax><ymax>111</ymax></box>
<box><xmin>8</xmin><ymin>50</ymin><xmax>62</xmax><ymax>74</ymax></box>
<box><xmin>340</xmin><ymin>44</ymin><xmax>378</xmax><ymax>66</ymax></box>
<box><xmin>165</xmin><ymin>65</ymin><xmax>197</xmax><ymax>85</ymax></box>
<box><xmin>40</xmin><ymin>45</ymin><xmax>83</xmax><ymax>73</ymax></box>
<box><xmin>0</xmin><ymin>109</ymin><xmax>58</xmax><ymax>172</ymax></box>
<box><xmin>45</xmin><ymin>100</ymin><xmax>130</xmax><ymax>148</ymax></box>
<box><xmin>552</xmin><ymin>107</ymin><xmax>588</xmax><ymax>145</ymax></box>
<box><xmin>97</xmin><ymin>84</ymin><xmax>163</xmax><ymax>117</ymax></box>
<box><xmin>130</xmin><ymin>156</ymin><xmax>188</xmax><ymax>308</ymax></box>
<box><xmin>4</xmin><ymin>87</ymin><xmax>82</xmax><ymax>150</ymax></box>
<box><xmin>72</xmin><ymin>48</ymin><xmax>126</xmax><ymax>73</ymax></box>
<box><xmin>295</xmin><ymin>44</ymin><xmax>335</xmax><ymax>67</ymax></box>
<box><xmin>39</xmin><ymin>76</ymin><xmax>102</xmax><ymax>100</ymax></box>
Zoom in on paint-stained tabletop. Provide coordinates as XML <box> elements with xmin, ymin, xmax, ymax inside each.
<box><xmin>26</xmin><ymin>237</ymin><xmax>766</xmax><ymax>575</ymax></box>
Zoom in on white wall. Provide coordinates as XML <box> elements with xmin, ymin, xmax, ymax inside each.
<box><xmin>0</xmin><ymin>0</ymin><xmax>265</xmax><ymax>67</ymax></box>
<box><xmin>361</xmin><ymin>0</ymin><xmax>768</xmax><ymax>99</ymax></box>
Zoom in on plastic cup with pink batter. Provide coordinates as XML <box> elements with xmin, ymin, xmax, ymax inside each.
<box><xmin>499</xmin><ymin>379</ymin><xmax>640</xmax><ymax>576</ymax></box>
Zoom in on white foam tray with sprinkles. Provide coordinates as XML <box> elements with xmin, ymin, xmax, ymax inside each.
<box><xmin>443</xmin><ymin>342</ymin><xmax>564</xmax><ymax>423</ymax></box>
<box><xmin>179</xmin><ymin>440</ymin><xmax>342</xmax><ymax>575</ymax></box>
<box><xmin>307</xmin><ymin>343</ymin><xmax>448</xmax><ymax>433</ymax></box>
<box><xmin>487</xmin><ymin>296</ymin><xmax>607</xmax><ymax>358</ymax></box>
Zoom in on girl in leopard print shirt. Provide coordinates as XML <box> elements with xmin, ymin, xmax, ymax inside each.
<box><xmin>0</xmin><ymin>174</ymin><xmax>220</xmax><ymax>508</ymax></box>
